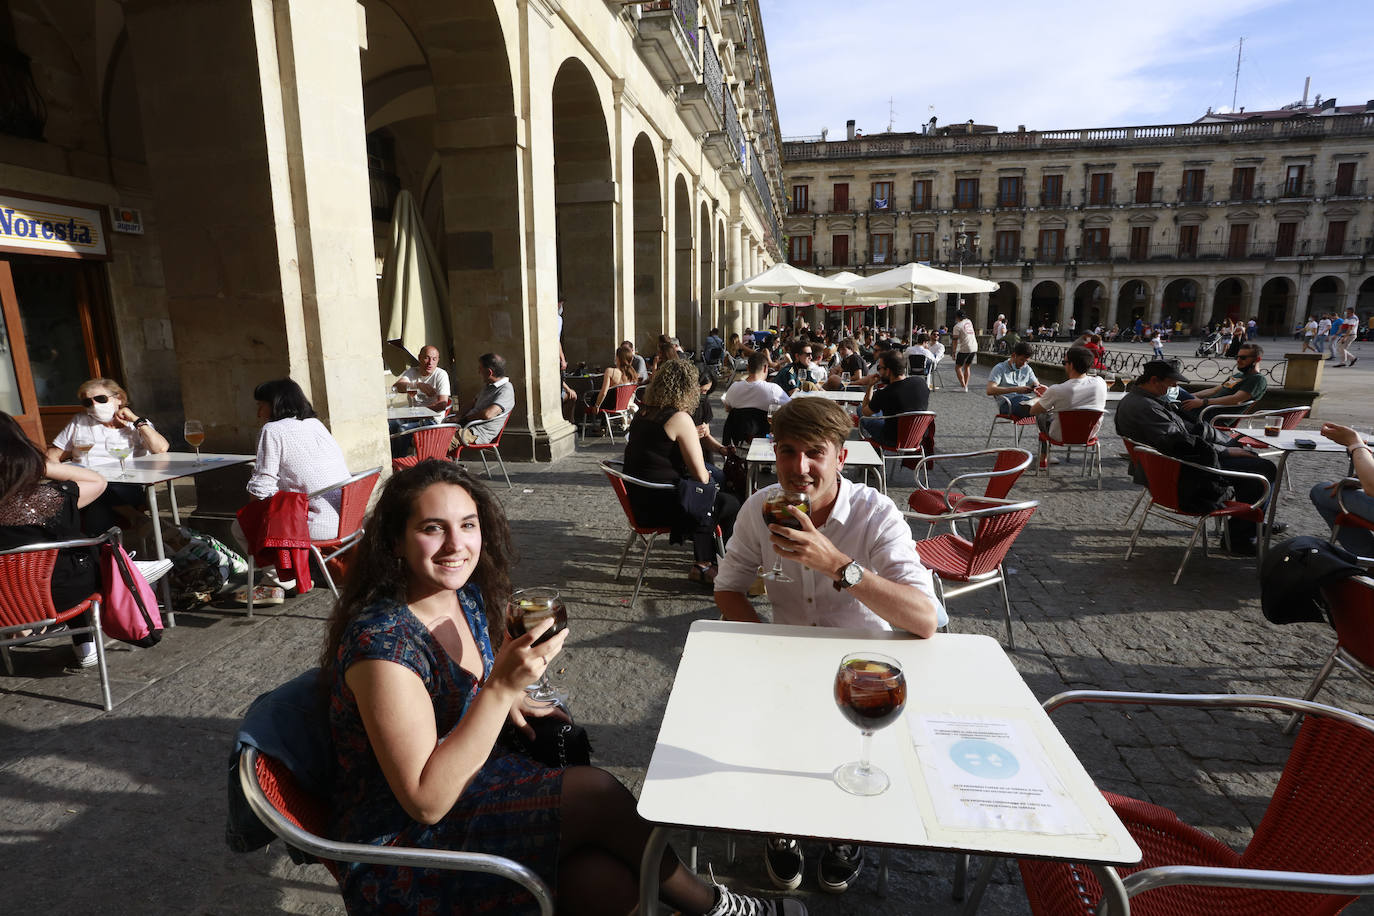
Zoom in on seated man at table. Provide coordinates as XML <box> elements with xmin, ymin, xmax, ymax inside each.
<box><xmin>1178</xmin><ymin>342</ymin><xmax>1267</xmax><ymax>418</ymax></box>
<box><xmin>455</xmin><ymin>352</ymin><xmax>515</xmax><ymax>445</ymax></box>
<box><xmin>860</xmin><ymin>350</ymin><xmax>930</xmax><ymax>449</ymax></box>
<box><xmin>824</xmin><ymin>338</ymin><xmax>870</xmax><ymax>390</ymax></box>
<box><xmin>1310</xmin><ymin>422</ymin><xmax>1374</xmax><ymax>558</ymax></box>
<box><xmin>715</xmin><ymin>397</ymin><xmax>943</xmax><ymax>896</ymax></box>
<box><xmin>1116</xmin><ymin>360</ymin><xmax>1277</xmax><ymax>554</ymax></box>
<box><xmin>1030</xmin><ymin>345</ymin><xmax>1107</xmax><ymax>453</ymax></box>
<box><xmin>387</xmin><ymin>345</ymin><xmax>452</xmax><ymax>456</ymax></box>
<box><xmin>985</xmin><ymin>341</ymin><xmax>1044</xmax><ymax>418</ymax></box>
<box><xmin>773</xmin><ymin>339</ymin><xmax>827</xmax><ymax>394</ymax></box>
<box><xmin>903</xmin><ymin>333</ymin><xmax>937</xmax><ymax>378</ymax></box>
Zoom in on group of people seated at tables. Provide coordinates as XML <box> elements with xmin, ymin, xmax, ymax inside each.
<box><xmin>389</xmin><ymin>349</ymin><xmax>516</xmax><ymax>457</ymax></box>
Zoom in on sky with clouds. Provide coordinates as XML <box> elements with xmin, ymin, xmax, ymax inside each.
<box><xmin>756</xmin><ymin>0</ymin><xmax>1374</xmax><ymax>137</ymax></box>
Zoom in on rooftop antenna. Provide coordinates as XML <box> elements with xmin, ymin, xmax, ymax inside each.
<box><xmin>887</xmin><ymin>97</ymin><xmax>896</xmax><ymax>133</ymax></box>
<box><xmin>1231</xmin><ymin>37</ymin><xmax>1244</xmax><ymax>111</ymax></box>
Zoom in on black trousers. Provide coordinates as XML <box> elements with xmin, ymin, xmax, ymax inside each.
<box><xmin>1217</xmin><ymin>452</ymin><xmax>1277</xmax><ymax>544</ymax></box>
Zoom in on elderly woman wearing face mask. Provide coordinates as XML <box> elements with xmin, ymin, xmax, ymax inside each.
<box><xmin>46</xmin><ymin>378</ymin><xmax>169</xmax><ymax>534</ymax></box>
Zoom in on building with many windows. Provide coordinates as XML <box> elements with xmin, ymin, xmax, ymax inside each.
<box><xmin>782</xmin><ymin>104</ymin><xmax>1374</xmax><ymax>336</ymax></box>
<box><xmin>0</xmin><ymin>0</ymin><xmax>783</xmax><ymax>465</ymax></box>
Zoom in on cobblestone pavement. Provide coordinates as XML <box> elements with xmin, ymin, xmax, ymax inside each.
<box><xmin>2</xmin><ymin>351</ymin><xmax>1372</xmax><ymax>915</ymax></box>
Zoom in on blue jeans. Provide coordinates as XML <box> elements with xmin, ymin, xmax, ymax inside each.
<box><xmin>995</xmin><ymin>393</ymin><xmax>1033</xmax><ymax>418</ymax></box>
<box><xmin>1314</xmin><ymin>334</ymin><xmax>1329</xmax><ymax>356</ymax></box>
<box><xmin>1310</xmin><ymin>481</ymin><xmax>1374</xmax><ymax>557</ymax></box>
<box><xmin>860</xmin><ymin>416</ymin><xmax>892</xmax><ymax>447</ymax></box>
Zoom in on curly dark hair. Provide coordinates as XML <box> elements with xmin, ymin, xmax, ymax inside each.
<box><xmin>318</xmin><ymin>460</ymin><xmax>515</xmax><ymax>689</ymax></box>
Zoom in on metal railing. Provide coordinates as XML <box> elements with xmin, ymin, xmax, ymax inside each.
<box><xmin>996</xmin><ymin>191</ymin><xmax>1026</xmax><ymax>209</ymax></box>
<box><xmin>1084</xmin><ymin>188</ymin><xmax>1116</xmax><ymax>206</ymax></box>
<box><xmin>953</xmin><ymin>191</ymin><xmax>982</xmax><ymax>210</ymax></box>
<box><xmin>910</xmin><ymin>192</ymin><xmax>935</xmax><ymax>210</ymax></box>
<box><xmin>722</xmin><ymin>89</ymin><xmax>743</xmax><ymax>163</ymax></box>
<box><xmin>1039</xmin><ymin>189</ymin><xmax>1071</xmax><ymax>207</ymax></box>
<box><xmin>1176</xmin><ymin>183</ymin><xmax>1213</xmax><ymax>204</ymax></box>
<box><xmin>701</xmin><ymin>32</ymin><xmax>723</xmax><ymax>113</ymax></box>
<box><xmin>1226</xmin><ymin>180</ymin><xmax>1263</xmax><ymax>201</ymax></box>
<box><xmin>1027</xmin><ymin>343</ymin><xmax>1288</xmax><ymax>387</ymax></box>
<box><xmin>1278</xmin><ymin>179</ymin><xmax>1316</xmax><ymax>199</ymax></box>
<box><xmin>1327</xmin><ymin>178</ymin><xmax>1367</xmax><ymax>197</ymax></box>
<box><xmin>1129</xmin><ymin>187</ymin><xmax>1164</xmax><ymax>204</ymax></box>
<box><xmin>642</xmin><ymin>0</ymin><xmax>699</xmax><ymax>51</ymax></box>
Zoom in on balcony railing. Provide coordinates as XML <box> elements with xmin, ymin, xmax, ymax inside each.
<box><xmin>992</xmin><ymin>248</ymin><xmax>1023</xmax><ymax>263</ymax></box>
<box><xmin>1084</xmin><ymin>188</ymin><xmax>1117</xmax><ymax>207</ymax></box>
<box><xmin>827</xmin><ymin>197</ymin><xmax>853</xmax><ymax>213</ymax></box>
<box><xmin>678</xmin><ymin>32</ymin><xmax>723</xmax><ymax>135</ymax></box>
<box><xmin>788</xmin><ymin>253</ymin><xmax>816</xmax><ymax>267</ymax></box>
<box><xmin>642</xmin><ymin>0</ymin><xmax>699</xmax><ymax>50</ymax></box>
<box><xmin>787</xmin><ymin>201</ymin><xmax>811</xmax><ymax>215</ymax></box>
<box><xmin>1327</xmin><ymin>178</ymin><xmax>1367</xmax><ymax>197</ymax></box>
<box><xmin>722</xmin><ymin>90</ymin><xmax>743</xmax><ymax>163</ymax></box>
<box><xmin>1036</xmin><ymin>238</ymin><xmax>1374</xmax><ymax>263</ymax></box>
<box><xmin>636</xmin><ymin>0</ymin><xmax>701</xmax><ymax>86</ymax></box>
<box><xmin>1039</xmin><ymin>190</ymin><xmax>1070</xmax><ymax>207</ymax></box>
<box><xmin>1129</xmin><ymin>187</ymin><xmax>1164</xmax><ymax>204</ymax></box>
<box><xmin>910</xmin><ymin>193</ymin><xmax>934</xmax><ymax>210</ymax></box>
<box><xmin>996</xmin><ymin>192</ymin><xmax>1026</xmax><ymax>209</ymax></box>
<box><xmin>1226</xmin><ymin>181</ymin><xmax>1264</xmax><ymax>201</ymax></box>
<box><xmin>870</xmin><ymin>196</ymin><xmax>894</xmax><ymax>211</ymax></box>
<box><xmin>1176</xmin><ymin>184</ymin><xmax>1213</xmax><ymax>204</ymax></box>
<box><xmin>953</xmin><ymin>192</ymin><xmax>982</xmax><ymax>210</ymax></box>
<box><xmin>1278</xmin><ymin>179</ymin><xmax>1315</xmax><ymax>199</ymax></box>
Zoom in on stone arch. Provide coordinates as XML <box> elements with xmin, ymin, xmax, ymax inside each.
<box><xmin>1115</xmin><ymin>279</ymin><xmax>1151</xmax><ymax>330</ymax></box>
<box><xmin>1073</xmin><ymin>280</ymin><xmax>1107</xmax><ymax>331</ymax></box>
<box><xmin>1259</xmin><ymin>278</ymin><xmax>1293</xmax><ymax>337</ymax></box>
<box><xmin>987</xmin><ymin>282</ymin><xmax>1018</xmax><ymax>332</ymax></box>
<box><xmin>1211</xmin><ymin>277</ymin><xmax>1248</xmax><ymax>325</ymax></box>
<box><xmin>1307</xmin><ymin>275</ymin><xmax>1345</xmax><ymax>317</ymax></box>
<box><xmin>551</xmin><ymin>57</ymin><xmax>615</xmax><ymax>366</ymax></box>
<box><xmin>1029</xmin><ymin>281</ymin><xmax>1061</xmax><ymax>331</ymax></box>
<box><xmin>674</xmin><ymin>175</ymin><xmax>695</xmax><ymax>345</ymax></box>
<box><xmin>1358</xmin><ymin>276</ymin><xmax>1374</xmax><ymax>316</ymax></box>
<box><xmin>1162</xmin><ymin>279</ymin><xmax>1202</xmax><ymax>332</ymax></box>
<box><xmin>631</xmin><ymin>133</ymin><xmax>662</xmax><ymax>350</ymax></box>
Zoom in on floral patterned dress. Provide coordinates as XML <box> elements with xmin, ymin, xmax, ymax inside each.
<box><xmin>329</xmin><ymin>584</ymin><xmax>562</xmax><ymax>914</ymax></box>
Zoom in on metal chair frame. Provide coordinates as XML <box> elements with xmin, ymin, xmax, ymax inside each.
<box><xmin>1124</xmin><ymin>444</ymin><xmax>1272</xmax><ymax>584</ymax></box>
<box><xmin>1285</xmin><ymin>575</ymin><xmax>1374</xmax><ymax>734</ymax></box>
<box><xmin>453</xmin><ymin>412</ymin><xmax>513</xmax><ymax>488</ymax></box>
<box><xmin>599</xmin><ymin>460</ymin><xmax>722</xmax><ymax>608</ymax></box>
<box><xmin>905</xmin><ymin>448</ymin><xmax>1034</xmax><ymax>538</ymax></box>
<box><xmin>860</xmin><ymin>409</ymin><xmax>938</xmax><ymax>491</ymax></box>
<box><xmin>1001</xmin><ymin>691</ymin><xmax>1374</xmax><ymax>916</ymax></box>
<box><xmin>245</xmin><ymin>468</ymin><xmax>382</xmax><ymax>616</ymax></box>
<box><xmin>238</xmin><ymin>746</ymin><xmax>553</xmax><ymax>916</ymax></box>
<box><xmin>0</xmin><ymin>527</ymin><xmax>119</xmax><ymax>711</ymax></box>
<box><xmin>907</xmin><ymin>496</ymin><xmax>1039</xmax><ymax>650</ymax></box>
<box><xmin>985</xmin><ymin>410</ymin><xmax>1039</xmax><ymax>447</ymax></box>
<box><xmin>580</xmin><ymin>383</ymin><xmax>638</xmax><ymax>444</ymax></box>
<box><xmin>1037</xmin><ymin>408</ymin><xmax>1105</xmax><ymax>488</ymax></box>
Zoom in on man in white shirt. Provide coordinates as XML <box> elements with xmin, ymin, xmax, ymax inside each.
<box><xmin>992</xmin><ymin>314</ymin><xmax>1007</xmax><ymax>351</ymax></box>
<box><xmin>1315</xmin><ymin>314</ymin><xmax>1333</xmax><ymax>359</ymax></box>
<box><xmin>1334</xmin><ymin>307</ymin><xmax>1361</xmax><ymax>367</ymax></box>
<box><xmin>392</xmin><ymin>345</ymin><xmax>452</xmax><ymax>412</ymax></box>
<box><xmin>951</xmin><ymin>308</ymin><xmax>978</xmax><ymax>391</ymax></box>
<box><xmin>904</xmin><ymin>333</ymin><xmax>937</xmax><ymax>378</ymax></box>
<box><xmin>714</xmin><ymin>396</ymin><xmax>943</xmax><ymax>895</ymax></box>
<box><xmin>721</xmin><ymin>351</ymin><xmax>790</xmax><ymax>412</ymax></box>
<box><xmin>1030</xmin><ymin>344</ymin><xmax>1107</xmax><ymax>446</ymax></box>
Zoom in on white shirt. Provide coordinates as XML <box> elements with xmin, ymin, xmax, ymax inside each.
<box><xmin>1317</xmin><ymin>318</ymin><xmax>1332</xmax><ymax>336</ymax></box>
<box><xmin>928</xmin><ymin>340</ymin><xmax>946</xmax><ymax>362</ymax></box>
<box><xmin>1037</xmin><ymin>375</ymin><xmax>1107</xmax><ymax>441</ymax></box>
<box><xmin>953</xmin><ymin>318</ymin><xmax>977</xmax><ymax>353</ymax></box>
<box><xmin>722</xmin><ymin>379</ymin><xmax>790</xmax><ymax>411</ymax></box>
<box><xmin>247</xmin><ymin>417</ymin><xmax>352</xmax><ymax>540</ymax></box>
<box><xmin>1303</xmin><ymin>320</ymin><xmax>1317</xmax><ymax>336</ymax></box>
<box><xmin>714</xmin><ymin>477</ymin><xmax>945</xmax><ymax>630</ymax></box>
<box><xmin>398</xmin><ymin>366</ymin><xmax>451</xmax><ymax>409</ymax></box>
<box><xmin>992</xmin><ymin>320</ymin><xmax>1006</xmax><ymax>340</ymax></box>
<box><xmin>53</xmin><ymin>413</ymin><xmax>155</xmax><ymax>461</ymax></box>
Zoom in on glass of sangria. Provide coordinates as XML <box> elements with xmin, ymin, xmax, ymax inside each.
<box><xmin>506</xmin><ymin>587</ymin><xmax>568</xmax><ymax>704</ymax></box>
<box><xmin>833</xmin><ymin>652</ymin><xmax>907</xmax><ymax>796</ymax></box>
<box><xmin>184</xmin><ymin>420</ymin><xmax>205</xmax><ymax>464</ymax></box>
<box><xmin>759</xmin><ymin>488</ymin><xmax>808</xmax><ymax>582</ymax></box>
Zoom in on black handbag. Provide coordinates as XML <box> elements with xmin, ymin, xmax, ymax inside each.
<box><xmin>676</xmin><ymin>477</ymin><xmax>719</xmax><ymax>525</ymax></box>
<box><xmin>503</xmin><ymin>705</ymin><xmax>593</xmax><ymax>768</ymax></box>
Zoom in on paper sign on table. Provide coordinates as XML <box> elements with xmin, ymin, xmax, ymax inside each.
<box><xmin>909</xmin><ymin>712</ymin><xmax>1094</xmax><ymax>836</ymax></box>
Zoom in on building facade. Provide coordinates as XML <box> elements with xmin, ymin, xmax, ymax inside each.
<box><xmin>0</xmin><ymin>0</ymin><xmax>783</xmax><ymax>465</ymax></box>
<box><xmin>782</xmin><ymin>110</ymin><xmax>1374</xmax><ymax>337</ymax></box>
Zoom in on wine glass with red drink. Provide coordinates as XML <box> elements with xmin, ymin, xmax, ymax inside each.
<box><xmin>759</xmin><ymin>488</ymin><xmax>809</xmax><ymax>582</ymax></box>
<box><xmin>833</xmin><ymin>652</ymin><xmax>907</xmax><ymax>796</ymax></box>
<box><xmin>506</xmin><ymin>587</ymin><xmax>567</xmax><ymax>704</ymax></box>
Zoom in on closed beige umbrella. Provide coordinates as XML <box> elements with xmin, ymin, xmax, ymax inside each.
<box><xmin>379</xmin><ymin>190</ymin><xmax>450</xmax><ymax>375</ymax></box>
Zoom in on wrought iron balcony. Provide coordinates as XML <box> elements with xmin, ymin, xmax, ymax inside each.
<box><xmin>1084</xmin><ymin>188</ymin><xmax>1117</xmax><ymax>207</ymax></box>
<box><xmin>636</xmin><ymin>0</ymin><xmax>700</xmax><ymax>87</ymax></box>
<box><xmin>1327</xmin><ymin>177</ymin><xmax>1367</xmax><ymax>198</ymax></box>
<box><xmin>995</xmin><ymin>191</ymin><xmax>1026</xmax><ymax>209</ymax></box>
<box><xmin>678</xmin><ymin>33</ymin><xmax>723</xmax><ymax>134</ymax></box>
<box><xmin>1175</xmin><ymin>184</ymin><xmax>1213</xmax><ymax>204</ymax></box>
<box><xmin>1278</xmin><ymin>179</ymin><xmax>1315</xmax><ymax>199</ymax></box>
<box><xmin>1225</xmin><ymin>181</ymin><xmax>1264</xmax><ymax>202</ymax></box>
<box><xmin>909</xmin><ymin>193</ymin><xmax>935</xmax><ymax>211</ymax></box>
<box><xmin>826</xmin><ymin>197</ymin><xmax>853</xmax><ymax>214</ymax></box>
<box><xmin>1039</xmin><ymin>190</ymin><xmax>1071</xmax><ymax>207</ymax></box>
<box><xmin>1129</xmin><ymin>187</ymin><xmax>1164</xmax><ymax>204</ymax></box>
<box><xmin>953</xmin><ymin>192</ymin><xmax>982</xmax><ymax>210</ymax></box>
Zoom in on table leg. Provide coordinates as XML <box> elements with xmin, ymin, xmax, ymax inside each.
<box><xmin>638</xmin><ymin>825</ymin><xmax>671</xmax><ymax>916</ymax></box>
<box><xmin>167</xmin><ymin>479</ymin><xmax>181</xmax><ymax>526</ymax></box>
<box><xmin>959</xmin><ymin>855</ymin><xmax>998</xmax><ymax>915</ymax></box>
<box><xmin>145</xmin><ymin>484</ymin><xmax>176</xmax><ymax>627</ymax></box>
<box><xmin>1263</xmin><ymin>452</ymin><xmax>1291</xmax><ymax>553</ymax></box>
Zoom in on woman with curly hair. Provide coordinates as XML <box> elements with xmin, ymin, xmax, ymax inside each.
<box><xmin>319</xmin><ymin>460</ymin><xmax>799</xmax><ymax>916</ymax></box>
<box><xmin>622</xmin><ymin>360</ymin><xmax>740</xmax><ymax>584</ymax></box>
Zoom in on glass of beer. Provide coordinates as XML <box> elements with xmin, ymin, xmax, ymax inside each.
<box><xmin>760</xmin><ymin>489</ymin><xmax>809</xmax><ymax>582</ymax></box>
<box><xmin>507</xmin><ymin>587</ymin><xmax>568</xmax><ymax>704</ymax></box>
<box><xmin>70</xmin><ymin>428</ymin><xmax>95</xmax><ymax>466</ymax></box>
<box><xmin>184</xmin><ymin>420</ymin><xmax>205</xmax><ymax>463</ymax></box>
<box><xmin>833</xmin><ymin>652</ymin><xmax>907</xmax><ymax>796</ymax></box>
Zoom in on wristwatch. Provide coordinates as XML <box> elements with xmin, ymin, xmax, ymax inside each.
<box><xmin>833</xmin><ymin>559</ymin><xmax>863</xmax><ymax>591</ymax></box>
<box><xmin>133</xmin><ymin>416</ymin><xmax>150</xmax><ymax>429</ymax></box>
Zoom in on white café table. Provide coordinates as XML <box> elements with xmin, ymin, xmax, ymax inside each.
<box><xmin>792</xmin><ymin>389</ymin><xmax>866</xmax><ymax>404</ymax></box>
<box><xmin>743</xmin><ymin>436</ymin><xmax>885</xmax><ymax>492</ymax></box>
<box><xmin>386</xmin><ymin>405</ymin><xmax>445</xmax><ymax>422</ymax></box>
<box><xmin>90</xmin><ymin>452</ymin><xmax>255</xmax><ymax>624</ymax></box>
<box><xmin>637</xmin><ymin>621</ymin><xmax>1140</xmax><ymax>915</ymax></box>
<box><xmin>1232</xmin><ymin>427</ymin><xmax>1363</xmax><ymax>547</ymax></box>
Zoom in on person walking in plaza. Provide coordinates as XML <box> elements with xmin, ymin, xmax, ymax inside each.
<box><xmin>951</xmin><ymin>308</ymin><xmax>978</xmax><ymax>392</ymax></box>
<box><xmin>1309</xmin><ymin>422</ymin><xmax>1374</xmax><ymax>557</ymax></box>
<box><xmin>713</xmin><ymin>397</ymin><xmax>943</xmax><ymax>895</ymax></box>
<box><xmin>1030</xmin><ymin>345</ymin><xmax>1107</xmax><ymax>463</ymax></box>
<box><xmin>321</xmin><ymin>460</ymin><xmax>804</xmax><ymax>916</ymax></box>
<box><xmin>1178</xmin><ymin>342</ymin><xmax>1268</xmax><ymax>417</ymax></box>
<box><xmin>984</xmin><ymin>341</ymin><xmax>1043</xmax><ymax>419</ymax></box>
<box><xmin>1300</xmin><ymin>315</ymin><xmax>1318</xmax><ymax>352</ymax></box>
<box><xmin>1333</xmin><ymin>306</ymin><xmax>1360</xmax><ymax>367</ymax></box>
<box><xmin>1314</xmin><ymin>313</ymin><xmax>1333</xmax><ymax>359</ymax></box>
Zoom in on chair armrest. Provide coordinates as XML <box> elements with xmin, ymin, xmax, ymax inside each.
<box><xmin>0</xmin><ymin>526</ymin><xmax>118</xmax><ymax>555</ymax></box>
<box><xmin>1165</xmin><ymin>456</ymin><xmax>1273</xmax><ymax>511</ymax></box>
<box><xmin>903</xmin><ymin>497</ymin><xmax>1038</xmax><ymax>526</ymax></box>
<box><xmin>1335</xmin><ymin>477</ymin><xmax>1367</xmax><ymax>514</ymax></box>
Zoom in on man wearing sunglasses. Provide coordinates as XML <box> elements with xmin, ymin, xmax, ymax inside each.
<box><xmin>1179</xmin><ymin>342</ymin><xmax>1267</xmax><ymax>417</ymax></box>
<box><xmin>774</xmin><ymin>339</ymin><xmax>826</xmax><ymax>394</ymax></box>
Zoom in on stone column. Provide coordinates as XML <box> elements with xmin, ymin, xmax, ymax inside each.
<box><xmin>125</xmin><ymin>0</ymin><xmax>388</xmax><ymax>472</ymax></box>
<box><xmin>723</xmin><ymin>215</ymin><xmax>744</xmax><ymax>338</ymax></box>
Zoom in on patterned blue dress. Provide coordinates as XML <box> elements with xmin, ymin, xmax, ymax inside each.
<box><xmin>329</xmin><ymin>584</ymin><xmax>563</xmax><ymax>914</ymax></box>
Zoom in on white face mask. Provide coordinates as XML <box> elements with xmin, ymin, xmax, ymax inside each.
<box><xmin>88</xmin><ymin>401</ymin><xmax>118</xmax><ymax>423</ymax></box>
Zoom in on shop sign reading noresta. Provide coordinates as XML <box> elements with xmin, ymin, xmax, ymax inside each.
<box><xmin>0</xmin><ymin>192</ymin><xmax>109</xmax><ymax>259</ymax></box>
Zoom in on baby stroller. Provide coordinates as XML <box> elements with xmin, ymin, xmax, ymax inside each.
<box><xmin>1194</xmin><ymin>330</ymin><xmax>1225</xmax><ymax>357</ymax></box>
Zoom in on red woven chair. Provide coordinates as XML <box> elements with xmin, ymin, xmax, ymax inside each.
<box><xmin>599</xmin><ymin>460</ymin><xmax>721</xmax><ymax>608</ymax></box>
<box><xmin>238</xmin><ymin>746</ymin><xmax>553</xmax><ymax>914</ymax></box>
<box><xmin>580</xmin><ymin>383</ymin><xmax>638</xmax><ymax>444</ymax></box>
<box><xmin>1286</xmin><ymin>575</ymin><xmax>1374</xmax><ymax>734</ymax></box>
<box><xmin>909</xmin><ymin>496</ymin><xmax>1038</xmax><ymax>649</ymax></box>
<box><xmin>1015</xmin><ymin>691</ymin><xmax>1374</xmax><ymax>916</ymax></box>
<box><xmin>1125</xmin><ymin>444</ymin><xmax>1271</xmax><ymax>584</ymax></box>
<box><xmin>860</xmin><ymin>409</ymin><xmax>937</xmax><ymax>490</ymax></box>
<box><xmin>906</xmin><ymin>448</ymin><xmax>1033</xmax><ymax>537</ymax></box>
<box><xmin>0</xmin><ymin>529</ymin><xmax>116</xmax><ymax>711</ymax></box>
<box><xmin>451</xmin><ymin>411</ymin><xmax>512</xmax><ymax>489</ymax></box>
<box><xmin>985</xmin><ymin>410</ymin><xmax>1039</xmax><ymax>447</ymax></box>
<box><xmin>390</xmin><ymin>423</ymin><xmax>462</xmax><ymax>473</ymax></box>
<box><xmin>1037</xmin><ymin>408</ymin><xmax>1105</xmax><ymax>488</ymax></box>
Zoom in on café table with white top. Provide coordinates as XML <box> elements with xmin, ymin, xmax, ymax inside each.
<box><xmin>385</xmin><ymin>405</ymin><xmax>445</xmax><ymax>422</ymax></box>
<box><xmin>792</xmin><ymin>389</ymin><xmax>866</xmax><ymax>404</ymax></box>
<box><xmin>89</xmin><ymin>452</ymin><xmax>255</xmax><ymax>624</ymax></box>
<box><xmin>743</xmin><ymin>436</ymin><xmax>885</xmax><ymax>493</ymax></box>
<box><xmin>1231</xmin><ymin>427</ymin><xmax>1366</xmax><ymax>548</ymax></box>
<box><xmin>636</xmin><ymin>621</ymin><xmax>1140</xmax><ymax>915</ymax></box>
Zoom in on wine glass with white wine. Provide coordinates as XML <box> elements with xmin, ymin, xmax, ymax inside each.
<box><xmin>184</xmin><ymin>420</ymin><xmax>205</xmax><ymax>464</ymax></box>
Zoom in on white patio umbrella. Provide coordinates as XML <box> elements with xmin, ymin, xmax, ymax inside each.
<box><xmin>850</xmin><ymin>261</ymin><xmax>998</xmax><ymax>300</ymax></box>
<box><xmin>711</xmin><ymin>262</ymin><xmax>855</xmax><ymax>304</ymax></box>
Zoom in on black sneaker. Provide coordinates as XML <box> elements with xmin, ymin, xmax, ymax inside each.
<box><xmin>705</xmin><ymin>868</ymin><xmax>807</xmax><ymax>916</ymax></box>
<box><xmin>817</xmin><ymin>843</ymin><xmax>863</xmax><ymax>894</ymax></box>
<box><xmin>763</xmin><ymin>837</ymin><xmax>803</xmax><ymax>891</ymax></box>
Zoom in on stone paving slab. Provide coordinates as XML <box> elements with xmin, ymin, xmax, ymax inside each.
<box><xmin>3</xmin><ymin>356</ymin><xmax>1373</xmax><ymax>914</ymax></box>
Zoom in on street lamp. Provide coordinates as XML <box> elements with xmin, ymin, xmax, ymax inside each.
<box><xmin>943</xmin><ymin>219</ymin><xmax>981</xmax><ymax>274</ymax></box>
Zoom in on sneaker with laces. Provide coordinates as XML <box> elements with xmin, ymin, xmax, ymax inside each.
<box><xmin>762</xmin><ymin>837</ymin><xmax>803</xmax><ymax>890</ymax></box>
<box><xmin>817</xmin><ymin>843</ymin><xmax>863</xmax><ymax>894</ymax></box>
<box><xmin>705</xmin><ymin>876</ymin><xmax>807</xmax><ymax>916</ymax></box>
<box><xmin>73</xmin><ymin>641</ymin><xmax>98</xmax><ymax>669</ymax></box>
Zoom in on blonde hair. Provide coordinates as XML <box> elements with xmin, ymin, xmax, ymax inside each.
<box><xmin>77</xmin><ymin>377</ymin><xmax>131</xmax><ymax>409</ymax></box>
<box><xmin>643</xmin><ymin>359</ymin><xmax>699</xmax><ymax>414</ymax></box>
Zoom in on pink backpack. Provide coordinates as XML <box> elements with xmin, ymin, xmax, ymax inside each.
<box><xmin>100</xmin><ymin>543</ymin><xmax>164</xmax><ymax>647</ymax></box>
